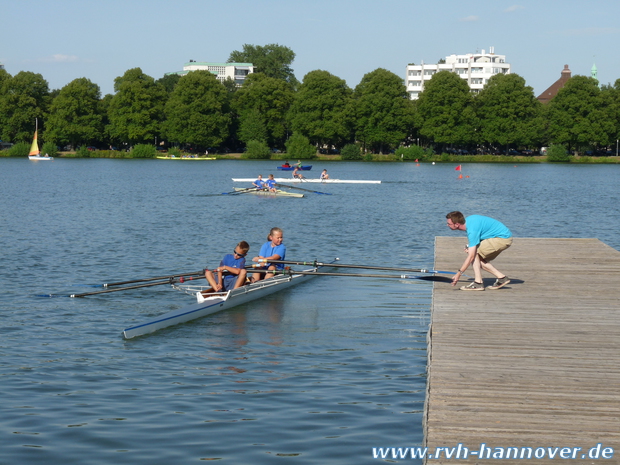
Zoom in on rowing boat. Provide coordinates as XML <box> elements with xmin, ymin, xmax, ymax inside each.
<box><xmin>232</xmin><ymin>178</ymin><xmax>381</xmax><ymax>184</ymax></box>
<box><xmin>156</xmin><ymin>156</ymin><xmax>215</xmax><ymax>160</ymax></box>
<box><xmin>122</xmin><ymin>262</ymin><xmax>332</xmax><ymax>338</ymax></box>
<box><xmin>233</xmin><ymin>187</ymin><xmax>304</xmax><ymax>198</ymax></box>
<box><xmin>277</xmin><ymin>165</ymin><xmax>312</xmax><ymax>171</ymax></box>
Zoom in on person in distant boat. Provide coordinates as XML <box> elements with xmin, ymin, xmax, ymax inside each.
<box><xmin>204</xmin><ymin>241</ymin><xmax>250</xmax><ymax>292</ymax></box>
<box><xmin>265</xmin><ymin>174</ymin><xmax>277</xmax><ymax>192</ymax></box>
<box><xmin>320</xmin><ymin>169</ymin><xmax>329</xmax><ymax>180</ymax></box>
<box><xmin>282</xmin><ymin>161</ymin><xmax>291</xmax><ymax>167</ymax></box>
<box><xmin>295</xmin><ymin>160</ymin><xmax>302</xmax><ymax>169</ymax></box>
<box><xmin>292</xmin><ymin>167</ymin><xmax>304</xmax><ymax>179</ymax></box>
<box><xmin>253</xmin><ymin>174</ymin><xmax>265</xmax><ymax>189</ymax></box>
<box><xmin>251</xmin><ymin>227</ymin><xmax>286</xmax><ymax>283</ymax></box>
<box><xmin>445</xmin><ymin>211</ymin><xmax>512</xmax><ymax>291</ymax></box>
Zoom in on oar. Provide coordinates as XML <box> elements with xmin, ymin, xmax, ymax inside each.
<box><xmin>37</xmin><ymin>277</ymin><xmax>206</xmax><ymax>298</ymax></box>
<box><xmin>74</xmin><ymin>271</ymin><xmax>205</xmax><ymax>288</ymax></box>
<box><xmin>221</xmin><ymin>187</ymin><xmax>257</xmax><ymax>195</ymax></box>
<box><xmin>276</xmin><ymin>183</ymin><xmax>332</xmax><ymax>195</ymax></box>
<box><xmin>251</xmin><ymin>268</ymin><xmax>452</xmax><ymax>282</ymax></box>
<box><xmin>249</xmin><ymin>259</ymin><xmax>457</xmax><ymax>275</ymax></box>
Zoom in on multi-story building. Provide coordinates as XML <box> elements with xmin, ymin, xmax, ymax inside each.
<box><xmin>406</xmin><ymin>46</ymin><xmax>511</xmax><ymax>100</ymax></box>
<box><xmin>167</xmin><ymin>61</ymin><xmax>255</xmax><ymax>86</ymax></box>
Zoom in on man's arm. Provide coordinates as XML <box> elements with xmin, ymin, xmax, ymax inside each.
<box><xmin>452</xmin><ymin>245</ymin><xmax>478</xmax><ymax>286</ymax></box>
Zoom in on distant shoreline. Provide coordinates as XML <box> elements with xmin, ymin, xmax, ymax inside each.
<box><xmin>2</xmin><ymin>152</ymin><xmax>620</xmax><ymax>164</ymax></box>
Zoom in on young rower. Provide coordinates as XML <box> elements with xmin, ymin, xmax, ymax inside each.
<box><xmin>204</xmin><ymin>241</ymin><xmax>250</xmax><ymax>292</ymax></box>
<box><xmin>253</xmin><ymin>175</ymin><xmax>265</xmax><ymax>189</ymax></box>
<box><xmin>265</xmin><ymin>174</ymin><xmax>278</xmax><ymax>192</ymax></box>
<box><xmin>251</xmin><ymin>227</ymin><xmax>286</xmax><ymax>282</ymax></box>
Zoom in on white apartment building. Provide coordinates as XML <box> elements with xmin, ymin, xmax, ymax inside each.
<box><xmin>406</xmin><ymin>46</ymin><xmax>511</xmax><ymax>100</ymax></box>
<box><xmin>168</xmin><ymin>62</ymin><xmax>255</xmax><ymax>86</ymax></box>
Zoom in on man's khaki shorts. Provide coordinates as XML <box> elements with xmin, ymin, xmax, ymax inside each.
<box><xmin>478</xmin><ymin>237</ymin><xmax>513</xmax><ymax>261</ymax></box>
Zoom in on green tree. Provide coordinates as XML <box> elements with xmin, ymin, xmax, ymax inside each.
<box><xmin>233</xmin><ymin>73</ymin><xmax>294</xmax><ymax>147</ymax></box>
<box><xmin>288</xmin><ymin>70</ymin><xmax>353</xmax><ymax>150</ymax></box>
<box><xmin>601</xmin><ymin>79</ymin><xmax>620</xmax><ymax>149</ymax></box>
<box><xmin>107</xmin><ymin>68</ymin><xmax>167</xmax><ymax>145</ymax></box>
<box><xmin>45</xmin><ymin>78</ymin><xmax>103</xmax><ymax>147</ymax></box>
<box><xmin>0</xmin><ymin>68</ymin><xmax>11</xmax><ymax>139</ymax></box>
<box><xmin>0</xmin><ymin>71</ymin><xmax>50</xmax><ymax>142</ymax></box>
<box><xmin>546</xmin><ymin>76</ymin><xmax>614</xmax><ymax>151</ymax></box>
<box><xmin>130</xmin><ymin>144</ymin><xmax>157</xmax><ymax>158</ymax></box>
<box><xmin>285</xmin><ymin>132</ymin><xmax>316</xmax><ymax>159</ymax></box>
<box><xmin>340</xmin><ymin>143</ymin><xmax>362</xmax><ymax>160</ymax></box>
<box><xmin>163</xmin><ymin>70</ymin><xmax>231</xmax><ymax>149</ymax></box>
<box><xmin>414</xmin><ymin>71</ymin><xmax>475</xmax><ymax>148</ymax></box>
<box><xmin>546</xmin><ymin>144</ymin><xmax>570</xmax><ymax>162</ymax></box>
<box><xmin>228</xmin><ymin>43</ymin><xmax>297</xmax><ymax>85</ymax></box>
<box><xmin>156</xmin><ymin>74</ymin><xmax>181</xmax><ymax>94</ymax></box>
<box><xmin>244</xmin><ymin>139</ymin><xmax>271</xmax><ymax>159</ymax></box>
<box><xmin>474</xmin><ymin>73</ymin><xmax>543</xmax><ymax>152</ymax></box>
<box><xmin>354</xmin><ymin>68</ymin><xmax>414</xmax><ymax>153</ymax></box>
<box><xmin>237</xmin><ymin>108</ymin><xmax>268</xmax><ymax>145</ymax></box>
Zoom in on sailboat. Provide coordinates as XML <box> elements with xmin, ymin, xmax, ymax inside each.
<box><xmin>28</xmin><ymin>119</ymin><xmax>53</xmax><ymax>161</ymax></box>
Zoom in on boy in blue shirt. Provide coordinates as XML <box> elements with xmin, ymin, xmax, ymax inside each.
<box><xmin>205</xmin><ymin>241</ymin><xmax>250</xmax><ymax>292</ymax></box>
<box><xmin>446</xmin><ymin>211</ymin><xmax>513</xmax><ymax>291</ymax></box>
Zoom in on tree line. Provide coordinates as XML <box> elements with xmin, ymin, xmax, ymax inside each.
<box><xmin>1</xmin><ymin>43</ymin><xmax>619</xmax><ymax>156</ymax></box>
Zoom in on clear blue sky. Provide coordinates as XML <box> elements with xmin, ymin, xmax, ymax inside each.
<box><xmin>2</xmin><ymin>0</ymin><xmax>619</xmax><ymax>97</ymax></box>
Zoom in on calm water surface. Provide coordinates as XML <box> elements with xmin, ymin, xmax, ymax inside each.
<box><xmin>1</xmin><ymin>159</ymin><xmax>618</xmax><ymax>464</ymax></box>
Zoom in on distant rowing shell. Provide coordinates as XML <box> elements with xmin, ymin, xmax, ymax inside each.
<box><xmin>277</xmin><ymin>165</ymin><xmax>312</xmax><ymax>171</ymax></box>
<box><xmin>234</xmin><ymin>187</ymin><xmax>304</xmax><ymax>198</ymax></box>
<box><xmin>232</xmin><ymin>178</ymin><xmax>381</xmax><ymax>184</ymax></box>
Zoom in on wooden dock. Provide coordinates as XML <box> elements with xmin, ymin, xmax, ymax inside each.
<box><xmin>425</xmin><ymin>237</ymin><xmax>620</xmax><ymax>464</ymax></box>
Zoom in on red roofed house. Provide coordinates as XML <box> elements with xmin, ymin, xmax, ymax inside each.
<box><xmin>537</xmin><ymin>65</ymin><xmax>572</xmax><ymax>104</ymax></box>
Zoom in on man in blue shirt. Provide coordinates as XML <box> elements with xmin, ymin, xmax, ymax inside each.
<box><xmin>445</xmin><ymin>211</ymin><xmax>513</xmax><ymax>291</ymax></box>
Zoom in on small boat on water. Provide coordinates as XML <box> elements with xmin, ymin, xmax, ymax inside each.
<box><xmin>123</xmin><ymin>262</ymin><xmax>333</xmax><ymax>339</ymax></box>
<box><xmin>277</xmin><ymin>165</ymin><xmax>312</xmax><ymax>171</ymax></box>
<box><xmin>28</xmin><ymin>120</ymin><xmax>53</xmax><ymax>161</ymax></box>
<box><xmin>156</xmin><ymin>155</ymin><xmax>215</xmax><ymax>160</ymax></box>
<box><xmin>232</xmin><ymin>178</ymin><xmax>381</xmax><ymax>184</ymax></box>
<box><xmin>234</xmin><ymin>187</ymin><xmax>303</xmax><ymax>198</ymax></box>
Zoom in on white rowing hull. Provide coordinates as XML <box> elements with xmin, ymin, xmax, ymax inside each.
<box><xmin>29</xmin><ymin>155</ymin><xmax>54</xmax><ymax>161</ymax></box>
<box><xmin>232</xmin><ymin>178</ymin><xmax>381</xmax><ymax>184</ymax></box>
<box><xmin>122</xmin><ymin>266</ymin><xmax>321</xmax><ymax>338</ymax></box>
<box><xmin>233</xmin><ymin>187</ymin><xmax>303</xmax><ymax>198</ymax></box>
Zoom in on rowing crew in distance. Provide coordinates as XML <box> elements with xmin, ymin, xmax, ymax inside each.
<box><xmin>252</xmin><ymin>174</ymin><xmax>278</xmax><ymax>192</ymax></box>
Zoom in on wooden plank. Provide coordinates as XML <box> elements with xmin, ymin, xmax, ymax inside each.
<box><xmin>424</xmin><ymin>238</ymin><xmax>620</xmax><ymax>464</ymax></box>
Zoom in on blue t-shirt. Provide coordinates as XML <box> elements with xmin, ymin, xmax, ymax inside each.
<box><xmin>253</xmin><ymin>178</ymin><xmax>264</xmax><ymax>188</ymax></box>
<box><xmin>465</xmin><ymin>215</ymin><xmax>512</xmax><ymax>248</ymax></box>
<box><xmin>265</xmin><ymin>179</ymin><xmax>276</xmax><ymax>189</ymax></box>
<box><xmin>219</xmin><ymin>253</ymin><xmax>246</xmax><ymax>290</ymax></box>
<box><xmin>259</xmin><ymin>242</ymin><xmax>286</xmax><ymax>270</ymax></box>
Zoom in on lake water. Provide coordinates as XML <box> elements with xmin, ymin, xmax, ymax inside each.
<box><xmin>1</xmin><ymin>158</ymin><xmax>619</xmax><ymax>464</ymax></box>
